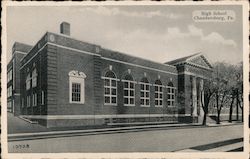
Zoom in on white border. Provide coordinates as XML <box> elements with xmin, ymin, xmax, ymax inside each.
<box><xmin>1</xmin><ymin>1</ymin><xmax>249</xmax><ymax>159</ymax></box>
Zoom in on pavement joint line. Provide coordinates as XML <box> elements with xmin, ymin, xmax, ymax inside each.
<box><xmin>8</xmin><ymin>122</ymin><xmax>242</xmax><ymax>142</ymax></box>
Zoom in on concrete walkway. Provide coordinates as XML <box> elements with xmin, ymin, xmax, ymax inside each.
<box><xmin>8</xmin><ymin>112</ymin><xmax>242</xmax><ymax>141</ymax></box>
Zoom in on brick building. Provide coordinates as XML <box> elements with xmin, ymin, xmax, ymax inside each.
<box><xmin>8</xmin><ymin>22</ymin><xmax>214</xmax><ymax>128</ymax></box>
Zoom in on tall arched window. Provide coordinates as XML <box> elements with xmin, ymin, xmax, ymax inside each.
<box><xmin>26</xmin><ymin>73</ymin><xmax>31</xmax><ymax>90</ymax></box>
<box><xmin>140</xmin><ymin>77</ymin><xmax>150</xmax><ymax>107</ymax></box>
<box><xmin>32</xmin><ymin>68</ymin><xmax>38</xmax><ymax>88</ymax></box>
<box><xmin>123</xmin><ymin>74</ymin><xmax>135</xmax><ymax>106</ymax></box>
<box><xmin>167</xmin><ymin>82</ymin><xmax>175</xmax><ymax>107</ymax></box>
<box><xmin>155</xmin><ymin>80</ymin><xmax>163</xmax><ymax>107</ymax></box>
<box><xmin>69</xmin><ymin>70</ymin><xmax>86</xmax><ymax>104</ymax></box>
<box><xmin>103</xmin><ymin>71</ymin><xmax>118</xmax><ymax>105</ymax></box>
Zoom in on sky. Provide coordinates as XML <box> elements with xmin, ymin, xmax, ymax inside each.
<box><xmin>6</xmin><ymin>5</ymin><xmax>243</xmax><ymax>65</ymax></box>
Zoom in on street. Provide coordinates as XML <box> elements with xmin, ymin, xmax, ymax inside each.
<box><xmin>8</xmin><ymin>125</ymin><xmax>243</xmax><ymax>153</ymax></box>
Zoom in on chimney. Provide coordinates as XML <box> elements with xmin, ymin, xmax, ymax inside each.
<box><xmin>60</xmin><ymin>22</ymin><xmax>70</xmax><ymax>36</ymax></box>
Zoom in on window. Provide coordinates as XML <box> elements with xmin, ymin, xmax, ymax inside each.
<box><xmin>7</xmin><ymin>69</ymin><xmax>12</xmax><ymax>82</ymax></box>
<box><xmin>10</xmin><ymin>69</ymin><xmax>12</xmax><ymax>81</ymax></box>
<box><xmin>103</xmin><ymin>71</ymin><xmax>117</xmax><ymax>105</ymax></box>
<box><xmin>21</xmin><ymin>98</ymin><xmax>24</xmax><ymax>108</ymax></box>
<box><xmin>167</xmin><ymin>82</ymin><xmax>175</xmax><ymax>107</ymax></box>
<box><xmin>72</xmin><ymin>83</ymin><xmax>81</xmax><ymax>102</ymax></box>
<box><xmin>10</xmin><ymin>86</ymin><xmax>12</xmax><ymax>97</ymax></box>
<box><xmin>41</xmin><ymin>91</ymin><xmax>45</xmax><ymax>105</ymax></box>
<box><xmin>69</xmin><ymin>70</ymin><xmax>86</xmax><ymax>104</ymax></box>
<box><xmin>7</xmin><ymin>86</ymin><xmax>12</xmax><ymax>97</ymax></box>
<box><xmin>33</xmin><ymin>93</ymin><xmax>37</xmax><ymax>106</ymax></box>
<box><xmin>123</xmin><ymin>74</ymin><xmax>135</xmax><ymax>106</ymax></box>
<box><xmin>27</xmin><ymin>95</ymin><xmax>30</xmax><ymax>107</ymax></box>
<box><xmin>155</xmin><ymin>80</ymin><xmax>163</xmax><ymax>107</ymax></box>
<box><xmin>32</xmin><ymin>69</ymin><xmax>38</xmax><ymax>88</ymax></box>
<box><xmin>26</xmin><ymin>73</ymin><xmax>31</xmax><ymax>90</ymax></box>
<box><xmin>140</xmin><ymin>77</ymin><xmax>150</xmax><ymax>107</ymax></box>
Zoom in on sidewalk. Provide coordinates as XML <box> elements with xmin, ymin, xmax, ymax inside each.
<box><xmin>8</xmin><ymin>120</ymin><xmax>242</xmax><ymax>142</ymax></box>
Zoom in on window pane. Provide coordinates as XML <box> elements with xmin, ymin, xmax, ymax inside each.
<box><xmin>141</xmin><ymin>99</ymin><xmax>144</xmax><ymax>105</ymax></box>
<box><xmin>130</xmin><ymin>83</ymin><xmax>134</xmax><ymax>89</ymax></box>
<box><xmin>124</xmin><ymin>82</ymin><xmax>128</xmax><ymax>88</ymax></box>
<box><xmin>141</xmin><ymin>92</ymin><xmax>144</xmax><ymax>97</ymax></box>
<box><xmin>146</xmin><ymin>85</ymin><xmax>149</xmax><ymax>90</ymax></box>
<box><xmin>155</xmin><ymin>100</ymin><xmax>158</xmax><ymax>105</ymax></box>
<box><xmin>105</xmin><ymin>88</ymin><xmax>110</xmax><ymax>95</ymax></box>
<box><xmin>112</xmin><ymin>97</ymin><xmax>116</xmax><ymax>104</ymax></box>
<box><xmin>72</xmin><ymin>83</ymin><xmax>81</xmax><ymax>102</ymax></box>
<box><xmin>155</xmin><ymin>86</ymin><xmax>158</xmax><ymax>91</ymax></box>
<box><xmin>130</xmin><ymin>98</ymin><xmax>134</xmax><ymax>104</ymax></box>
<box><xmin>111</xmin><ymin>80</ymin><xmax>116</xmax><ymax>87</ymax></box>
<box><xmin>160</xmin><ymin>100</ymin><xmax>163</xmax><ymax>105</ymax></box>
<box><xmin>146</xmin><ymin>99</ymin><xmax>149</xmax><ymax>105</ymax></box>
<box><xmin>124</xmin><ymin>98</ymin><xmax>128</xmax><ymax>104</ymax></box>
<box><xmin>141</xmin><ymin>84</ymin><xmax>144</xmax><ymax>90</ymax></box>
<box><xmin>160</xmin><ymin>93</ymin><xmax>163</xmax><ymax>99</ymax></box>
<box><xmin>167</xmin><ymin>101</ymin><xmax>170</xmax><ymax>106</ymax></box>
<box><xmin>167</xmin><ymin>94</ymin><xmax>170</xmax><ymax>99</ymax></box>
<box><xmin>130</xmin><ymin>90</ymin><xmax>134</xmax><ymax>96</ymax></box>
<box><xmin>146</xmin><ymin>92</ymin><xmax>149</xmax><ymax>98</ymax></box>
<box><xmin>124</xmin><ymin>90</ymin><xmax>128</xmax><ymax>96</ymax></box>
<box><xmin>159</xmin><ymin>87</ymin><xmax>162</xmax><ymax>92</ymax></box>
<box><xmin>104</xmin><ymin>79</ymin><xmax>110</xmax><ymax>86</ymax></box>
<box><xmin>112</xmin><ymin>88</ymin><xmax>116</xmax><ymax>95</ymax></box>
<box><xmin>155</xmin><ymin>93</ymin><xmax>158</xmax><ymax>98</ymax></box>
<box><xmin>172</xmin><ymin>95</ymin><xmax>175</xmax><ymax>99</ymax></box>
<box><xmin>105</xmin><ymin>97</ymin><xmax>110</xmax><ymax>103</ymax></box>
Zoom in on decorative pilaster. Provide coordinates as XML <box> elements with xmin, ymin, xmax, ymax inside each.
<box><xmin>192</xmin><ymin>76</ymin><xmax>198</xmax><ymax>117</ymax></box>
<box><xmin>199</xmin><ymin>79</ymin><xmax>204</xmax><ymax>117</ymax></box>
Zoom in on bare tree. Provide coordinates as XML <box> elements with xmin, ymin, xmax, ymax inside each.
<box><xmin>200</xmin><ymin>80</ymin><xmax>215</xmax><ymax>125</ymax></box>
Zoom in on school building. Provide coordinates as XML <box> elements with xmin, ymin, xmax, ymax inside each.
<box><xmin>7</xmin><ymin>22</ymin><xmax>216</xmax><ymax>128</ymax></box>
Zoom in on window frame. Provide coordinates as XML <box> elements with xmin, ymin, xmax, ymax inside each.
<box><xmin>26</xmin><ymin>73</ymin><xmax>31</xmax><ymax>90</ymax></box>
<box><xmin>103</xmin><ymin>71</ymin><xmax>119</xmax><ymax>106</ymax></box>
<box><xmin>167</xmin><ymin>83</ymin><xmax>176</xmax><ymax>107</ymax></box>
<box><xmin>122</xmin><ymin>78</ymin><xmax>136</xmax><ymax>107</ymax></box>
<box><xmin>154</xmin><ymin>81</ymin><xmax>163</xmax><ymax>107</ymax></box>
<box><xmin>32</xmin><ymin>69</ymin><xmax>38</xmax><ymax>88</ymax></box>
<box><xmin>69</xmin><ymin>70</ymin><xmax>86</xmax><ymax>104</ymax></box>
<box><xmin>139</xmin><ymin>79</ymin><xmax>151</xmax><ymax>107</ymax></box>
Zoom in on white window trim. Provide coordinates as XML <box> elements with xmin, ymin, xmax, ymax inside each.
<box><xmin>167</xmin><ymin>86</ymin><xmax>176</xmax><ymax>107</ymax></box>
<box><xmin>155</xmin><ymin>85</ymin><xmax>163</xmax><ymax>107</ymax></box>
<box><xmin>140</xmin><ymin>82</ymin><xmax>150</xmax><ymax>107</ymax></box>
<box><xmin>104</xmin><ymin>78</ymin><xmax>117</xmax><ymax>106</ymax></box>
<box><xmin>123</xmin><ymin>81</ymin><xmax>135</xmax><ymax>107</ymax></box>
<box><xmin>69</xmin><ymin>70</ymin><xmax>86</xmax><ymax>104</ymax></box>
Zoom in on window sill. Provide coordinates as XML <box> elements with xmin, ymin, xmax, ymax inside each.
<box><xmin>168</xmin><ymin>106</ymin><xmax>176</xmax><ymax>108</ymax></box>
<box><xmin>104</xmin><ymin>103</ymin><xmax>117</xmax><ymax>106</ymax></box>
<box><xmin>124</xmin><ymin>104</ymin><xmax>135</xmax><ymax>107</ymax></box>
<box><xmin>140</xmin><ymin>105</ymin><xmax>150</xmax><ymax>107</ymax></box>
<box><xmin>69</xmin><ymin>101</ymin><xmax>85</xmax><ymax>104</ymax></box>
<box><xmin>155</xmin><ymin>105</ymin><xmax>163</xmax><ymax>108</ymax></box>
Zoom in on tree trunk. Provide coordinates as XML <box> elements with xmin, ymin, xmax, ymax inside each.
<box><xmin>217</xmin><ymin>111</ymin><xmax>221</xmax><ymax>124</ymax></box>
<box><xmin>236</xmin><ymin>90</ymin><xmax>239</xmax><ymax>121</ymax></box>
<box><xmin>229</xmin><ymin>95</ymin><xmax>235</xmax><ymax>122</ymax></box>
<box><xmin>202</xmin><ymin>112</ymin><xmax>207</xmax><ymax>125</ymax></box>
